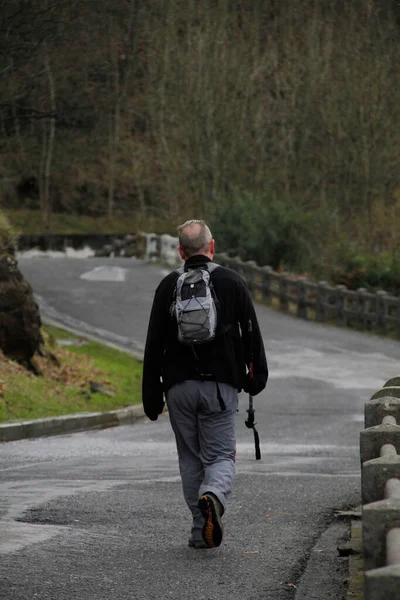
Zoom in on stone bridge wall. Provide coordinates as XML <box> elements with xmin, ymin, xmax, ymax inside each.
<box><xmin>17</xmin><ymin>232</ymin><xmax>400</xmax><ymax>335</ymax></box>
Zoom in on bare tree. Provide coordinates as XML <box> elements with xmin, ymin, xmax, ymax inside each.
<box><xmin>39</xmin><ymin>47</ymin><xmax>56</xmax><ymax>229</ymax></box>
<box><xmin>105</xmin><ymin>0</ymin><xmax>139</xmax><ymax>220</ymax></box>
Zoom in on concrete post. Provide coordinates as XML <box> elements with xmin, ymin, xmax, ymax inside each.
<box><xmin>384</xmin><ymin>378</ymin><xmax>400</xmax><ymax>388</ymax></box>
<box><xmin>297</xmin><ymin>278</ymin><xmax>308</xmax><ymax>320</ymax></box>
<box><xmin>364</xmin><ymin>564</ymin><xmax>400</xmax><ymax>600</ymax></box>
<box><xmin>357</xmin><ymin>287</ymin><xmax>368</xmax><ymax>330</ymax></box>
<box><xmin>145</xmin><ymin>233</ymin><xmax>159</xmax><ymax>260</ymax></box>
<box><xmin>364</xmin><ymin>525</ymin><xmax>400</xmax><ymax>599</ymax></box>
<box><xmin>251</xmin><ymin>264</ymin><xmax>264</xmax><ymax>303</ymax></box>
<box><xmin>360</xmin><ymin>422</ymin><xmax>400</xmax><ymax>465</ymax></box>
<box><xmin>221</xmin><ymin>254</ymin><xmax>235</xmax><ymax>271</ymax></box>
<box><xmin>278</xmin><ymin>274</ymin><xmax>288</xmax><ymax>312</ymax></box>
<box><xmin>316</xmin><ymin>281</ymin><xmax>328</xmax><ymax>322</ymax></box>
<box><xmin>363</xmin><ymin>489</ymin><xmax>400</xmax><ymax>570</ymax></box>
<box><xmin>260</xmin><ymin>266</ymin><xmax>273</xmax><ymax>304</ymax></box>
<box><xmin>335</xmin><ymin>284</ymin><xmax>347</xmax><ymax>326</ymax></box>
<box><xmin>231</xmin><ymin>256</ymin><xmax>244</xmax><ymax>278</ymax></box>
<box><xmin>387</xmin><ymin>527</ymin><xmax>400</xmax><ymax>565</ymax></box>
<box><xmin>243</xmin><ymin>260</ymin><xmax>257</xmax><ymax>293</ymax></box>
<box><xmin>213</xmin><ymin>252</ymin><xmax>228</xmax><ymax>264</ymax></box>
<box><xmin>371</xmin><ymin>387</ymin><xmax>400</xmax><ymax>401</ymax></box>
<box><xmin>135</xmin><ymin>232</ymin><xmax>147</xmax><ymax>259</ymax></box>
<box><xmin>160</xmin><ymin>234</ymin><xmax>181</xmax><ymax>267</ymax></box>
<box><xmin>362</xmin><ymin>452</ymin><xmax>400</xmax><ymax>504</ymax></box>
<box><xmin>376</xmin><ymin>290</ymin><xmax>389</xmax><ymax>334</ymax></box>
<box><xmin>365</xmin><ymin>396</ymin><xmax>400</xmax><ymax>428</ymax></box>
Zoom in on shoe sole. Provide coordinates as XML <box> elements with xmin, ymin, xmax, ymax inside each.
<box><xmin>188</xmin><ymin>538</ymin><xmax>208</xmax><ymax>549</ymax></box>
<box><xmin>199</xmin><ymin>495</ymin><xmax>223</xmax><ymax>548</ymax></box>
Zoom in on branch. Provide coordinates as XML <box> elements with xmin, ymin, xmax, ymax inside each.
<box><xmin>0</xmin><ymin>105</ymin><xmax>58</xmax><ymax>122</ymax></box>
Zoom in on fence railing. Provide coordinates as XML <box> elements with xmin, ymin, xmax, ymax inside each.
<box><xmin>361</xmin><ymin>380</ymin><xmax>400</xmax><ymax>598</ymax></box>
<box><xmin>18</xmin><ymin>231</ymin><xmax>400</xmax><ymax>335</ymax></box>
<box><xmin>141</xmin><ymin>234</ymin><xmax>400</xmax><ymax>335</ymax></box>
<box><xmin>210</xmin><ymin>252</ymin><xmax>400</xmax><ymax>336</ymax></box>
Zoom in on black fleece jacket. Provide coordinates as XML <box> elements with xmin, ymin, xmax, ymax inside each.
<box><xmin>142</xmin><ymin>255</ymin><xmax>268</xmax><ymax>420</ymax></box>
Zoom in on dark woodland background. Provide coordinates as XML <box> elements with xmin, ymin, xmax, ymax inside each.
<box><xmin>1</xmin><ymin>0</ymin><xmax>400</xmax><ymax>291</ymax></box>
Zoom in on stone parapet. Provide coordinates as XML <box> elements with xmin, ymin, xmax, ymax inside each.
<box><xmin>361</xmin><ymin>378</ymin><xmax>400</xmax><ymax>599</ymax></box>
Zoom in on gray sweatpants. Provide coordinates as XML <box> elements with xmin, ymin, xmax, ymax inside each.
<box><xmin>166</xmin><ymin>380</ymin><xmax>238</xmax><ymax>542</ymax></box>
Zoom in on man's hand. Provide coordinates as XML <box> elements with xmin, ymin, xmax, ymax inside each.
<box><xmin>145</xmin><ymin>399</ymin><xmax>165</xmax><ymax>421</ymax></box>
<box><xmin>243</xmin><ymin>373</ymin><xmax>266</xmax><ymax>397</ymax></box>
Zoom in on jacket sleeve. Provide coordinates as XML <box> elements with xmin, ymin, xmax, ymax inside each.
<box><xmin>237</xmin><ymin>279</ymin><xmax>268</xmax><ymax>396</ymax></box>
<box><xmin>142</xmin><ymin>278</ymin><xmax>172</xmax><ymax>420</ymax></box>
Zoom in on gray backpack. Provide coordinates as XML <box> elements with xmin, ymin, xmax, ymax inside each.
<box><xmin>172</xmin><ymin>263</ymin><xmax>220</xmax><ymax>345</ymax></box>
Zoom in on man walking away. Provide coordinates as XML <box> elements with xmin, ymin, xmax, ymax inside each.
<box><xmin>142</xmin><ymin>220</ymin><xmax>268</xmax><ymax>549</ymax></box>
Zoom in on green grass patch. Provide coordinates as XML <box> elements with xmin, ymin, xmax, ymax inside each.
<box><xmin>0</xmin><ymin>326</ymin><xmax>143</xmax><ymax>424</ymax></box>
<box><xmin>44</xmin><ymin>325</ymin><xmax>78</xmax><ymax>340</ymax></box>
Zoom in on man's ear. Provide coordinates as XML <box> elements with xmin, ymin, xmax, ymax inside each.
<box><xmin>178</xmin><ymin>246</ymin><xmax>186</xmax><ymax>260</ymax></box>
<box><xmin>210</xmin><ymin>239</ymin><xmax>215</xmax><ymax>255</ymax></box>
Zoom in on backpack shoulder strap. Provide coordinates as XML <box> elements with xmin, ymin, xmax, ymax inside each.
<box><xmin>175</xmin><ymin>267</ymin><xmax>185</xmax><ymax>275</ymax></box>
<box><xmin>206</xmin><ymin>262</ymin><xmax>220</xmax><ymax>274</ymax></box>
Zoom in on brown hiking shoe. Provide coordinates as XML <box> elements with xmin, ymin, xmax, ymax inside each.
<box><xmin>198</xmin><ymin>493</ymin><xmax>223</xmax><ymax>548</ymax></box>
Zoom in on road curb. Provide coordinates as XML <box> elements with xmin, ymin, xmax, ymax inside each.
<box><xmin>0</xmin><ymin>404</ymin><xmax>145</xmax><ymax>443</ymax></box>
<box><xmin>41</xmin><ymin>316</ymin><xmax>145</xmax><ymax>362</ymax></box>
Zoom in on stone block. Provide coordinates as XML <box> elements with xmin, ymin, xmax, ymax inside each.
<box><xmin>364</xmin><ymin>564</ymin><xmax>400</xmax><ymax>600</ymax></box>
<box><xmin>160</xmin><ymin>233</ymin><xmax>181</xmax><ymax>267</ymax></box>
<box><xmin>94</xmin><ymin>244</ymin><xmax>113</xmax><ymax>257</ymax></box>
<box><xmin>242</xmin><ymin>260</ymin><xmax>257</xmax><ymax>292</ymax></box>
<box><xmin>362</xmin><ymin>455</ymin><xmax>400</xmax><ymax>504</ymax></box>
<box><xmin>362</xmin><ymin>498</ymin><xmax>400</xmax><ymax>570</ymax></box>
<box><xmin>360</xmin><ymin>423</ymin><xmax>400</xmax><ymax>464</ymax></box>
<box><xmin>123</xmin><ymin>245</ymin><xmax>136</xmax><ymax>258</ymax></box>
<box><xmin>123</xmin><ymin>234</ymin><xmax>135</xmax><ymax>245</ymax></box>
<box><xmin>135</xmin><ymin>232</ymin><xmax>147</xmax><ymax>259</ymax></box>
<box><xmin>365</xmin><ymin>396</ymin><xmax>400</xmax><ymax>428</ymax></box>
<box><xmin>112</xmin><ymin>238</ymin><xmax>125</xmax><ymax>256</ymax></box>
<box><xmin>259</xmin><ymin>266</ymin><xmax>273</xmax><ymax>303</ymax></box>
<box><xmin>145</xmin><ymin>233</ymin><xmax>160</xmax><ymax>259</ymax></box>
<box><xmin>384</xmin><ymin>377</ymin><xmax>400</xmax><ymax>388</ymax></box>
<box><xmin>371</xmin><ymin>387</ymin><xmax>400</xmax><ymax>401</ymax></box>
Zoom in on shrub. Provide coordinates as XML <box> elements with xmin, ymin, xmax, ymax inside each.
<box><xmin>210</xmin><ymin>190</ymin><xmax>314</xmax><ymax>272</ymax></box>
<box><xmin>330</xmin><ymin>249</ymin><xmax>400</xmax><ymax>295</ymax></box>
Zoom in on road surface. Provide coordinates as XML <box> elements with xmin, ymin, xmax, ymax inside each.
<box><xmin>1</xmin><ymin>256</ymin><xmax>399</xmax><ymax>599</ymax></box>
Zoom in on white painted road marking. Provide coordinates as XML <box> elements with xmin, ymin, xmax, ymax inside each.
<box><xmin>80</xmin><ymin>266</ymin><xmax>127</xmax><ymax>282</ymax></box>
<box><xmin>268</xmin><ymin>342</ymin><xmax>400</xmax><ymax>390</ymax></box>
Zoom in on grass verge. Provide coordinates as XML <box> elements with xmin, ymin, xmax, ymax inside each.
<box><xmin>0</xmin><ymin>326</ymin><xmax>143</xmax><ymax>423</ymax></box>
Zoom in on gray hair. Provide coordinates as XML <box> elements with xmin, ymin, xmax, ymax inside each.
<box><xmin>177</xmin><ymin>219</ymin><xmax>213</xmax><ymax>257</ymax></box>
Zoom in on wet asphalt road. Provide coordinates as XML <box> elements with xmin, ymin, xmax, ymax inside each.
<box><xmin>1</xmin><ymin>257</ymin><xmax>400</xmax><ymax>600</ymax></box>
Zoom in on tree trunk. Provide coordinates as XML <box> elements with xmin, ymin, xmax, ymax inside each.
<box><xmin>108</xmin><ymin>94</ymin><xmax>120</xmax><ymax>221</ymax></box>
<box><xmin>107</xmin><ymin>0</ymin><xmax>137</xmax><ymax>221</ymax></box>
<box><xmin>41</xmin><ymin>50</ymin><xmax>56</xmax><ymax>230</ymax></box>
